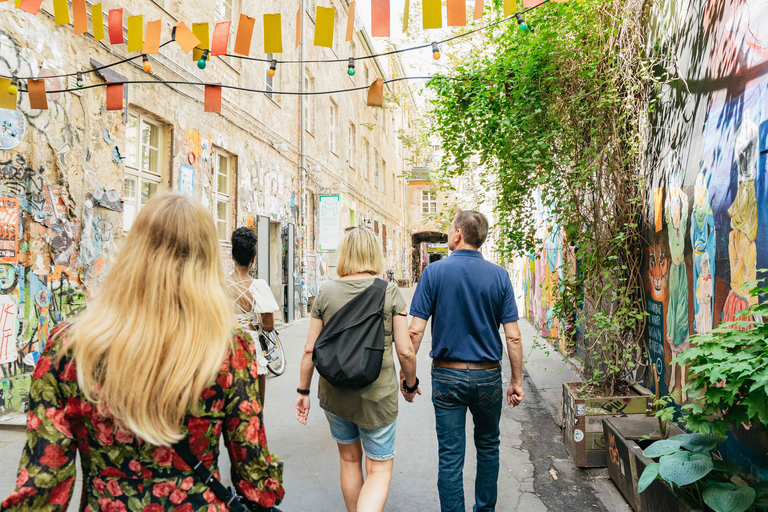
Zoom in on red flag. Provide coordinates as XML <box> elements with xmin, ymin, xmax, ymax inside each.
<box><xmin>108</xmin><ymin>9</ymin><xmax>124</xmax><ymax>44</ymax></box>
<box><xmin>205</xmin><ymin>85</ymin><xmax>222</xmax><ymax>113</ymax></box>
<box><xmin>18</xmin><ymin>0</ymin><xmax>44</xmax><ymax>15</ymax></box>
<box><xmin>211</xmin><ymin>21</ymin><xmax>231</xmax><ymax>56</ymax></box>
<box><xmin>371</xmin><ymin>0</ymin><xmax>390</xmax><ymax>37</ymax></box>
<box><xmin>106</xmin><ymin>84</ymin><xmax>123</xmax><ymax>111</ymax></box>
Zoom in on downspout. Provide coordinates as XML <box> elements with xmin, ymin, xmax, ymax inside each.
<box><xmin>299</xmin><ymin>0</ymin><xmax>307</xmax><ymax>317</ymax></box>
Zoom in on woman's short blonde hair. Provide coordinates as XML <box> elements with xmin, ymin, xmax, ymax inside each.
<box><xmin>336</xmin><ymin>227</ymin><xmax>384</xmax><ymax>277</ymax></box>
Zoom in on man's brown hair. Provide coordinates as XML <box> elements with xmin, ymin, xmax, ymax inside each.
<box><xmin>454</xmin><ymin>210</ymin><xmax>488</xmax><ymax>248</ymax></box>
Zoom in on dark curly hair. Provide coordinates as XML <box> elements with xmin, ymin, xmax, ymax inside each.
<box><xmin>231</xmin><ymin>227</ymin><xmax>257</xmax><ymax>267</ymax></box>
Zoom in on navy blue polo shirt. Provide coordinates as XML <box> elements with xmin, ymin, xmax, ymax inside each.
<box><xmin>410</xmin><ymin>249</ymin><xmax>519</xmax><ymax>362</ymax></box>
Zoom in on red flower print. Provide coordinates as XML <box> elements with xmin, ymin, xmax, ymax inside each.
<box><xmin>114</xmin><ymin>427</ymin><xmax>134</xmax><ymax>444</ymax></box>
<box><xmin>199</xmin><ymin>452</ymin><xmax>214</xmax><ymax>468</ymax></box>
<box><xmin>216</xmin><ymin>373</ymin><xmax>233</xmax><ymax>389</ymax></box>
<box><xmin>97</xmin><ymin>497</ymin><xmax>127</xmax><ymax>512</ymax></box>
<box><xmin>94</xmin><ymin>420</ymin><xmax>114</xmax><ymax>446</ymax></box>
<box><xmin>169</xmin><ymin>488</ymin><xmax>188</xmax><ymax>505</ymax></box>
<box><xmin>32</xmin><ymin>357</ymin><xmax>51</xmax><ymax>379</ymax></box>
<box><xmin>225</xmin><ymin>418</ymin><xmax>240</xmax><ymax>432</ymax></box>
<box><xmin>143</xmin><ymin>505</ymin><xmax>164</xmax><ymax>512</ymax></box>
<box><xmin>151</xmin><ymin>446</ymin><xmax>173</xmax><ymax>466</ymax></box>
<box><xmin>45</xmin><ymin>407</ymin><xmax>73</xmax><ymax>438</ymax></box>
<box><xmin>66</xmin><ymin>397</ymin><xmax>82</xmax><ymax>416</ymax></box>
<box><xmin>62</xmin><ymin>361</ymin><xmax>78</xmax><ymax>381</ymax></box>
<box><xmin>100</xmin><ymin>468</ymin><xmax>127</xmax><ymax>478</ymax></box>
<box><xmin>106</xmin><ymin>480</ymin><xmax>123</xmax><ymax>497</ymax></box>
<box><xmin>203</xmin><ymin>489</ymin><xmax>216</xmax><ymax>503</ymax></box>
<box><xmin>93</xmin><ymin>478</ymin><xmax>106</xmax><ymax>494</ymax></box>
<box><xmin>251</xmin><ymin>399</ymin><xmax>262</xmax><ymax>415</ymax></box>
<box><xmin>50</xmin><ymin>477</ymin><xmax>75</xmax><ymax>504</ymax></box>
<box><xmin>180</xmin><ymin>476</ymin><xmax>194</xmax><ymax>491</ymax></box>
<box><xmin>231</xmin><ymin>348</ymin><xmax>248</xmax><ymax>370</ymax></box>
<box><xmin>207</xmin><ymin>505</ymin><xmax>219</xmax><ymax>512</ymax></box>
<box><xmin>260</xmin><ymin>490</ymin><xmax>277</xmax><ymax>507</ymax></box>
<box><xmin>250</xmin><ymin>360</ymin><xmax>259</xmax><ymax>379</ymax></box>
<box><xmin>27</xmin><ymin>412</ymin><xmax>41</xmax><ymax>430</ymax></box>
<box><xmin>236</xmin><ymin>481</ymin><xmax>259</xmax><ymax>502</ymax></box>
<box><xmin>244</xmin><ymin>416</ymin><xmax>261</xmax><ymax>443</ymax></box>
<box><xmin>266</xmin><ymin>478</ymin><xmax>281</xmax><ymax>491</ymax></box>
<box><xmin>201</xmin><ymin>388</ymin><xmax>216</xmax><ymax>400</ymax></box>
<box><xmin>174</xmin><ymin>504</ymin><xmax>194</xmax><ymax>512</ymax></box>
<box><xmin>212</xmin><ymin>421</ymin><xmax>222</xmax><ymax>435</ymax></box>
<box><xmin>219</xmin><ymin>359</ymin><xmax>230</xmax><ymax>372</ymax></box>
<box><xmin>128</xmin><ymin>460</ymin><xmax>142</xmax><ymax>473</ymax></box>
<box><xmin>211</xmin><ymin>399</ymin><xmax>224</xmax><ymax>412</ymax></box>
<box><xmin>15</xmin><ymin>468</ymin><xmax>28</xmax><ymax>488</ymax></box>
<box><xmin>258</xmin><ymin>427</ymin><xmax>268</xmax><ymax>446</ymax></box>
<box><xmin>231</xmin><ymin>442</ymin><xmax>247</xmax><ymax>462</ymax></box>
<box><xmin>40</xmin><ymin>444</ymin><xmax>69</xmax><ymax>469</ymax></box>
<box><xmin>151</xmin><ymin>481</ymin><xmax>176</xmax><ymax>498</ymax></box>
<box><xmin>172</xmin><ymin>453</ymin><xmax>191</xmax><ymax>471</ymax></box>
<box><xmin>1</xmin><ymin>487</ymin><xmax>36</xmax><ymax>507</ymax></box>
<box><xmin>188</xmin><ymin>417</ymin><xmax>210</xmax><ymax>436</ymax></box>
<box><xmin>238</xmin><ymin>401</ymin><xmax>252</xmax><ymax>415</ymax></box>
<box><xmin>190</xmin><ymin>435</ymin><xmax>208</xmax><ymax>456</ymax></box>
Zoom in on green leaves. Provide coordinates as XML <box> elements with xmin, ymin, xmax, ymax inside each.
<box><xmin>668</xmin><ymin>433</ymin><xmax>727</xmax><ymax>453</ymax></box>
<box><xmin>642</xmin><ymin>439</ymin><xmax>682</xmax><ymax>458</ymax></box>
<box><xmin>637</xmin><ymin>462</ymin><xmax>659</xmax><ymax>494</ymax></box>
<box><xmin>702</xmin><ymin>482</ymin><xmax>756</xmax><ymax>512</ymax></box>
<box><xmin>658</xmin><ymin>451</ymin><xmax>713</xmax><ymax>487</ymax></box>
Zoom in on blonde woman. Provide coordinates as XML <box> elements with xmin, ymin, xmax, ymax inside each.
<box><xmin>1</xmin><ymin>193</ymin><xmax>284</xmax><ymax>512</ymax></box>
<box><xmin>295</xmin><ymin>227</ymin><xmax>419</xmax><ymax>512</ymax></box>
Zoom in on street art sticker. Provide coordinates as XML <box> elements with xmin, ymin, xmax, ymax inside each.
<box><xmin>0</xmin><ymin>295</ymin><xmax>16</xmax><ymax>364</ymax></box>
<box><xmin>0</xmin><ymin>197</ymin><xmax>19</xmax><ymax>264</ymax></box>
<box><xmin>0</xmin><ymin>110</ymin><xmax>25</xmax><ymax>150</ymax></box>
<box><xmin>179</xmin><ymin>164</ymin><xmax>195</xmax><ymax>196</ymax></box>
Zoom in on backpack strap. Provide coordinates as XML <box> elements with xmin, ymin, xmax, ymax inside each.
<box><xmin>314</xmin><ymin>279</ymin><xmax>388</xmax><ymax>341</ymax></box>
<box><xmin>372</xmin><ymin>278</ymin><xmax>388</xmax><ymax>291</ymax></box>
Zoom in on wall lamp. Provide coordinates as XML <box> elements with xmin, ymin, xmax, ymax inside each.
<box><xmin>272</xmin><ymin>140</ymin><xmax>289</xmax><ymax>152</ymax></box>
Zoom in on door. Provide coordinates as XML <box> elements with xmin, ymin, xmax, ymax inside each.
<box><xmin>257</xmin><ymin>216</ymin><xmax>270</xmax><ymax>284</ymax></box>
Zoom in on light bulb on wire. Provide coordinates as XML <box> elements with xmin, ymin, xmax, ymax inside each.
<box><xmin>432</xmin><ymin>42</ymin><xmax>440</xmax><ymax>60</ymax></box>
<box><xmin>142</xmin><ymin>55</ymin><xmax>152</xmax><ymax>73</ymax></box>
<box><xmin>76</xmin><ymin>72</ymin><xmax>84</xmax><ymax>88</ymax></box>
<box><xmin>197</xmin><ymin>49</ymin><xmax>209</xmax><ymax>70</ymax></box>
<box><xmin>515</xmin><ymin>13</ymin><xmax>528</xmax><ymax>31</ymax></box>
<box><xmin>347</xmin><ymin>57</ymin><xmax>355</xmax><ymax>76</ymax></box>
<box><xmin>268</xmin><ymin>58</ymin><xmax>277</xmax><ymax>78</ymax></box>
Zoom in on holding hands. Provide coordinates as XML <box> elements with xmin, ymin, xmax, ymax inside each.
<box><xmin>399</xmin><ymin>369</ymin><xmax>421</xmax><ymax>403</ymax></box>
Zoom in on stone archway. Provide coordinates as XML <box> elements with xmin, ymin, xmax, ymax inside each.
<box><xmin>411</xmin><ymin>231</ymin><xmax>448</xmax><ymax>282</ymax></box>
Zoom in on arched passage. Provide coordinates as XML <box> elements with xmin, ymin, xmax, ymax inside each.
<box><xmin>412</xmin><ymin>231</ymin><xmax>448</xmax><ymax>282</ymax></box>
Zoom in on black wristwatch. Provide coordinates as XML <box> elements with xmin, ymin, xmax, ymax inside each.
<box><xmin>297</xmin><ymin>388</ymin><xmax>310</xmax><ymax>395</ymax></box>
<box><xmin>402</xmin><ymin>377</ymin><xmax>419</xmax><ymax>394</ymax></box>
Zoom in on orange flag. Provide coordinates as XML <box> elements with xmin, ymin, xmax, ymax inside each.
<box><xmin>143</xmin><ymin>20</ymin><xmax>161</xmax><ymax>54</ymax></box>
<box><xmin>346</xmin><ymin>1</ymin><xmax>355</xmax><ymax>41</ymax></box>
<box><xmin>72</xmin><ymin>0</ymin><xmax>88</xmax><ymax>34</ymax></box>
<box><xmin>27</xmin><ymin>79</ymin><xmax>48</xmax><ymax>110</ymax></box>
<box><xmin>235</xmin><ymin>14</ymin><xmax>256</xmax><ymax>56</ymax></box>
<box><xmin>473</xmin><ymin>0</ymin><xmax>484</xmax><ymax>20</ymax></box>
<box><xmin>367</xmin><ymin>78</ymin><xmax>384</xmax><ymax>107</ymax></box>
<box><xmin>205</xmin><ymin>85</ymin><xmax>222</xmax><ymax>113</ymax></box>
<box><xmin>447</xmin><ymin>0</ymin><xmax>466</xmax><ymax>26</ymax></box>
<box><xmin>18</xmin><ymin>0</ymin><xmax>43</xmax><ymax>15</ymax></box>
<box><xmin>174</xmin><ymin>22</ymin><xmax>201</xmax><ymax>53</ymax></box>
<box><xmin>371</xmin><ymin>0</ymin><xmax>390</xmax><ymax>37</ymax></box>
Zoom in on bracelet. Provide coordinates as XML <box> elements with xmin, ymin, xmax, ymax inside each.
<box><xmin>402</xmin><ymin>377</ymin><xmax>419</xmax><ymax>394</ymax></box>
<box><xmin>297</xmin><ymin>388</ymin><xmax>310</xmax><ymax>395</ymax></box>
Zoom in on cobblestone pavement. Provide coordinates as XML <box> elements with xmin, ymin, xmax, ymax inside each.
<box><xmin>0</xmin><ymin>286</ymin><xmax>631</xmax><ymax>511</ymax></box>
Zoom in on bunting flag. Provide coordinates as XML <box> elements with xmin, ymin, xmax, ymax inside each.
<box><xmin>447</xmin><ymin>0</ymin><xmax>466</xmax><ymax>26</ymax></box>
<box><xmin>295</xmin><ymin>8</ymin><xmax>301</xmax><ymax>48</ymax></box>
<box><xmin>403</xmin><ymin>0</ymin><xmax>409</xmax><ymax>31</ymax></box>
<box><xmin>106</xmin><ymin>83</ymin><xmax>123</xmax><ymax>110</ymax></box>
<box><xmin>422</xmin><ymin>0</ymin><xmax>442</xmax><ymax>29</ymax></box>
<box><xmin>523</xmin><ymin>0</ymin><xmax>541</xmax><ymax>5</ymax></box>
<box><xmin>205</xmin><ymin>85</ymin><xmax>222</xmax><ymax>112</ymax></box>
<box><xmin>72</xmin><ymin>0</ymin><xmax>87</xmax><ymax>34</ymax></box>
<box><xmin>473</xmin><ymin>0</ymin><xmax>483</xmax><ymax>20</ymax></box>
<box><xmin>367</xmin><ymin>78</ymin><xmax>383</xmax><ymax>107</ymax></box>
<box><xmin>345</xmin><ymin>1</ymin><xmax>355</xmax><ymax>41</ymax></box>
<box><xmin>192</xmin><ymin>23</ymin><xmax>209</xmax><ymax>61</ymax></box>
<box><xmin>27</xmin><ymin>79</ymin><xmax>48</xmax><ymax>110</ymax></box>
<box><xmin>173</xmin><ymin>22</ymin><xmax>201</xmax><ymax>53</ymax></box>
<box><xmin>127</xmin><ymin>15</ymin><xmax>143</xmax><ymax>53</ymax></box>
<box><xmin>143</xmin><ymin>20</ymin><xmax>161</xmax><ymax>54</ymax></box>
<box><xmin>0</xmin><ymin>79</ymin><xmax>18</xmax><ymax>110</ymax></box>
<box><xmin>371</xmin><ymin>0</ymin><xmax>390</xmax><ymax>37</ymax></box>
<box><xmin>211</xmin><ymin>21</ymin><xmax>231</xmax><ymax>56</ymax></box>
<box><xmin>92</xmin><ymin>3</ymin><xmax>104</xmax><ymax>42</ymax></box>
<box><xmin>314</xmin><ymin>7</ymin><xmax>334</xmax><ymax>48</ymax></box>
<box><xmin>17</xmin><ymin>0</ymin><xmax>43</xmax><ymax>15</ymax></box>
<box><xmin>14</xmin><ymin>0</ymin><xmax>22</xmax><ymax>7</ymax></box>
<box><xmin>108</xmin><ymin>9</ymin><xmax>124</xmax><ymax>44</ymax></box>
<box><xmin>263</xmin><ymin>14</ymin><xmax>282</xmax><ymax>54</ymax></box>
<box><xmin>503</xmin><ymin>0</ymin><xmax>514</xmax><ymax>16</ymax></box>
<box><xmin>235</xmin><ymin>14</ymin><xmax>256</xmax><ymax>56</ymax></box>
<box><xmin>53</xmin><ymin>0</ymin><xmax>70</xmax><ymax>25</ymax></box>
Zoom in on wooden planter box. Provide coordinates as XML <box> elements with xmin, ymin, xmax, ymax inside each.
<box><xmin>602</xmin><ymin>417</ymin><xmax>699</xmax><ymax>512</ymax></box>
<box><xmin>562</xmin><ymin>382</ymin><xmax>654</xmax><ymax>468</ymax></box>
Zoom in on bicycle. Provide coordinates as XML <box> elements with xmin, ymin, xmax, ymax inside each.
<box><xmin>257</xmin><ymin>327</ymin><xmax>286</xmax><ymax>376</ymax></box>
<box><xmin>386</xmin><ymin>269</ymin><xmax>396</xmax><ymax>284</ymax></box>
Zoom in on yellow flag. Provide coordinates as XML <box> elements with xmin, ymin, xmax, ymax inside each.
<box><xmin>422</xmin><ymin>0</ymin><xmax>442</xmax><ymax>29</ymax></box>
<box><xmin>503</xmin><ymin>0</ymin><xmax>514</xmax><ymax>16</ymax></box>
<box><xmin>127</xmin><ymin>15</ymin><xmax>143</xmax><ymax>53</ymax></box>
<box><xmin>403</xmin><ymin>0</ymin><xmax>410</xmax><ymax>31</ymax></box>
<box><xmin>53</xmin><ymin>0</ymin><xmax>70</xmax><ymax>25</ymax></box>
<box><xmin>192</xmin><ymin>23</ymin><xmax>209</xmax><ymax>61</ymax></box>
<box><xmin>0</xmin><ymin>79</ymin><xmax>18</xmax><ymax>110</ymax></box>
<box><xmin>264</xmin><ymin>14</ymin><xmax>283</xmax><ymax>54</ymax></box>
<box><xmin>92</xmin><ymin>3</ymin><xmax>105</xmax><ymax>42</ymax></box>
<box><xmin>314</xmin><ymin>7</ymin><xmax>335</xmax><ymax>48</ymax></box>
<box><xmin>15</xmin><ymin>0</ymin><xmax>22</xmax><ymax>8</ymax></box>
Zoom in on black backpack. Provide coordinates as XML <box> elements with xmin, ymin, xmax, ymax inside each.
<box><xmin>312</xmin><ymin>279</ymin><xmax>388</xmax><ymax>388</ymax></box>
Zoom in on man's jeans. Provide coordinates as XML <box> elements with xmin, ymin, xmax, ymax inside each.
<box><xmin>431</xmin><ymin>366</ymin><xmax>503</xmax><ymax>512</ymax></box>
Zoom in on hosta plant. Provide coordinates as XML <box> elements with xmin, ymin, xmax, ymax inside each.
<box><xmin>639</xmin><ymin>433</ymin><xmax>768</xmax><ymax>512</ymax></box>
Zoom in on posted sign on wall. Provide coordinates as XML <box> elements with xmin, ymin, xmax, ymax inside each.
<box><xmin>318</xmin><ymin>195</ymin><xmax>341</xmax><ymax>251</ymax></box>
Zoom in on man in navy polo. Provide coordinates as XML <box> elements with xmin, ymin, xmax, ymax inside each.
<box><xmin>407</xmin><ymin>210</ymin><xmax>524</xmax><ymax>512</ymax></box>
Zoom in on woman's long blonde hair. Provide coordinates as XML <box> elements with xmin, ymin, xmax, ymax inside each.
<box><xmin>67</xmin><ymin>193</ymin><xmax>235</xmax><ymax>446</ymax></box>
<box><xmin>336</xmin><ymin>227</ymin><xmax>384</xmax><ymax>277</ymax></box>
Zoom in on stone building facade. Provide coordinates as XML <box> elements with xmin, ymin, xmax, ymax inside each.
<box><xmin>0</xmin><ymin>0</ymin><xmax>415</xmax><ymax>413</ymax></box>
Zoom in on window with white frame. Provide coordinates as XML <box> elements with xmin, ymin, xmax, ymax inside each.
<box><xmin>265</xmin><ymin>53</ymin><xmax>279</xmax><ymax>101</ymax></box>
<box><xmin>213</xmin><ymin>150</ymin><xmax>233</xmax><ymax>241</ymax></box>
<box><xmin>362</xmin><ymin>139</ymin><xmax>369</xmax><ymax>180</ymax></box>
<box><xmin>374</xmin><ymin>149</ymin><xmax>379</xmax><ymax>188</ymax></box>
<box><xmin>348</xmin><ymin>123</ymin><xmax>356</xmax><ymax>168</ymax></box>
<box><xmin>215</xmin><ymin>0</ymin><xmax>233</xmax><ymax>21</ymax></box>
<box><xmin>304</xmin><ymin>72</ymin><xmax>315</xmax><ymax>134</ymax></box>
<box><xmin>422</xmin><ymin>190</ymin><xmax>437</xmax><ymax>214</ymax></box>
<box><xmin>330</xmin><ymin>100</ymin><xmax>338</xmax><ymax>154</ymax></box>
<box><xmin>124</xmin><ymin>112</ymin><xmax>163</xmax><ymax>231</ymax></box>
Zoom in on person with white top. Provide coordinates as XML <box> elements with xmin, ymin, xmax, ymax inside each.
<box><xmin>229</xmin><ymin>226</ymin><xmax>280</xmax><ymax>407</ymax></box>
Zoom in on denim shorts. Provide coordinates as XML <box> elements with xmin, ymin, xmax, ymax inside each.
<box><xmin>324</xmin><ymin>411</ymin><xmax>397</xmax><ymax>461</ymax></box>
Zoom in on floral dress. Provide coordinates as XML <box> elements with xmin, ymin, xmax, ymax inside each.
<box><xmin>0</xmin><ymin>324</ymin><xmax>284</xmax><ymax>512</ymax></box>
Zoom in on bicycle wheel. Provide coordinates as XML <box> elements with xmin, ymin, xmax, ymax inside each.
<box><xmin>263</xmin><ymin>330</ymin><xmax>286</xmax><ymax>376</ymax></box>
